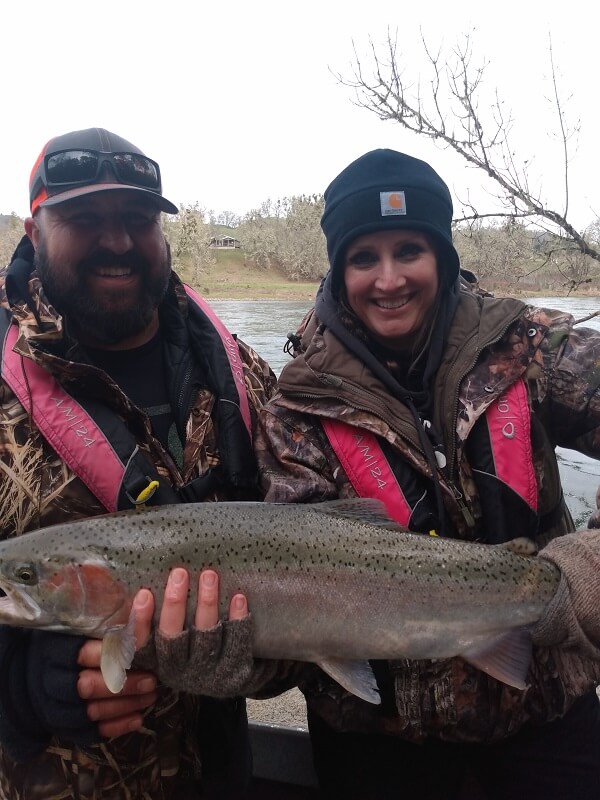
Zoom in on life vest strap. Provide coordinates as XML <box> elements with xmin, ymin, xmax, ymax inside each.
<box><xmin>484</xmin><ymin>379</ymin><xmax>537</xmax><ymax>511</ymax></box>
<box><xmin>322</xmin><ymin>417</ymin><xmax>413</xmax><ymax>526</ymax></box>
<box><xmin>2</xmin><ymin>321</ymin><xmax>152</xmax><ymax>511</ymax></box>
<box><xmin>183</xmin><ymin>284</ymin><xmax>252</xmax><ymax>439</ymax></box>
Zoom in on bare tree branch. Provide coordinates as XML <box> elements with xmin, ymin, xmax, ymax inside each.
<box><xmin>337</xmin><ymin>30</ymin><xmax>599</xmax><ymax>278</ymax></box>
<box><xmin>575</xmin><ymin>311</ymin><xmax>600</xmax><ymax>325</ymax></box>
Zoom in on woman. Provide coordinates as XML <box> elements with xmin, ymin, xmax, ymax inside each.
<box><xmin>254</xmin><ymin>149</ymin><xmax>600</xmax><ymax>799</ymax></box>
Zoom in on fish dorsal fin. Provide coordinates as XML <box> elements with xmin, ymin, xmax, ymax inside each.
<box><xmin>317</xmin><ymin>657</ymin><xmax>381</xmax><ymax>704</ymax></box>
<box><xmin>462</xmin><ymin>629</ymin><xmax>532</xmax><ymax>690</ymax></box>
<box><xmin>100</xmin><ymin>609</ymin><xmax>137</xmax><ymax>694</ymax></box>
<box><xmin>310</xmin><ymin>499</ymin><xmax>406</xmax><ymax>531</ymax></box>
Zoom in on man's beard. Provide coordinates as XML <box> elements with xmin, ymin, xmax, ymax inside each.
<box><xmin>34</xmin><ymin>241</ymin><xmax>171</xmax><ymax>346</ymax></box>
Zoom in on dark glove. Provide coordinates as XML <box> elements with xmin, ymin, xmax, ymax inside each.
<box><xmin>0</xmin><ymin>628</ymin><xmax>101</xmax><ymax>762</ymax></box>
<box><xmin>531</xmin><ymin>530</ymin><xmax>600</xmax><ymax>659</ymax></box>
<box><xmin>134</xmin><ymin>615</ymin><xmax>281</xmax><ymax>697</ymax></box>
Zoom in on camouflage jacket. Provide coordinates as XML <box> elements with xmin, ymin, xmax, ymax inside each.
<box><xmin>255</xmin><ymin>286</ymin><xmax>600</xmax><ymax>743</ymax></box>
<box><xmin>0</xmin><ymin>266</ymin><xmax>276</xmax><ymax>799</ymax></box>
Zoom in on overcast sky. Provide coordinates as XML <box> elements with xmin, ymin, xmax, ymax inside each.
<box><xmin>2</xmin><ymin>0</ymin><xmax>598</xmax><ymax>230</ymax></box>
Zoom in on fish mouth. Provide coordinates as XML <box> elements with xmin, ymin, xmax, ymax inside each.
<box><xmin>0</xmin><ymin>582</ymin><xmax>41</xmax><ymax>623</ymax></box>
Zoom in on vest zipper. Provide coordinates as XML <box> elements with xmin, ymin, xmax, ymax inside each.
<box><xmin>448</xmin><ymin>481</ymin><xmax>476</xmax><ymax>527</ymax></box>
<box><xmin>178</xmin><ymin>363</ymin><xmax>195</xmax><ymax>426</ymax></box>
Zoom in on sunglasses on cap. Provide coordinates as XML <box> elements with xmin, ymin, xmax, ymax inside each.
<box><xmin>43</xmin><ymin>149</ymin><xmax>161</xmax><ymax>190</ymax></box>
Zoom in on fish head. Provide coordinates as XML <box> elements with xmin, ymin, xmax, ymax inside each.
<box><xmin>0</xmin><ymin>554</ymin><xmax>133</xmax><ymax>637</ymax></box>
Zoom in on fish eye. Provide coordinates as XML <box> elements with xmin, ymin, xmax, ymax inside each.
<box><xmin>14</xmin><ymin>564</ymin><xmax>38</xmax><ymax>585</ymax></box>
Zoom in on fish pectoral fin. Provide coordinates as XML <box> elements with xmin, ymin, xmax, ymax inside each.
<box><xmin>317</xmin><ymin>658</ymin><xmax>381</xmax><ymax>705</ymax></box>
<box><xmin>461</xmin><ymin>629</ymin><xmax>532</xmax><ymax>690</ymax></box>
<box><xmin>501</xmin><ymin>537</ymin><xmax>538</xmax><ymax>557</ymax></box>
<box><xmin>100</xmin><ymin>611</ymin><xmax>137</xmax><ymax>694</ymax></box>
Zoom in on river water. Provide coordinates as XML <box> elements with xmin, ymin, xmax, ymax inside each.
<box><xmin>209</xmin><ymin>295</ymin><xmax>600</xmax><ymax>527</ymax></box>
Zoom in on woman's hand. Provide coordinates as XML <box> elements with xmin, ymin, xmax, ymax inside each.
<box><xmin>132</xmin><ymin>568</ymin><xmax>278</xmax><ymax>697</ymax></box>
<box><xmin>157</xmin><ymin>568</ymin><xmax>249</xmax><ymax>637</ymax></box>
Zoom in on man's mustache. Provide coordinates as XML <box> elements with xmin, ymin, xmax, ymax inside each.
<box><xmin>78</xmin><ymin>250</ymin><xmax>150</xmax><ymax>272</ymax></box>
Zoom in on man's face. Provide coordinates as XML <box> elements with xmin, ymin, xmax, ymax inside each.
<box><xmin>27</xmin><ymin>190</ymin><xmax>171</xmax><ymax>348</ymax></box>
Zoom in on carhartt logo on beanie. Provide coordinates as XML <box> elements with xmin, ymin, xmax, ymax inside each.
<box><xmin>380</xmin><ymin>191</ymin><xmax>406</xmax><ymax>216</ymax></box>
<box><xmin>320</xmin><ymin>149</ymin><xmax>460</xmax><ymax>294</ymax></box>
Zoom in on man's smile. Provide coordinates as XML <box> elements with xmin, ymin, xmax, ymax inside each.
<box><xmin>91</xmin><ymin>265</ymin><xmax>136</xmax><ymax>278</ymax></box>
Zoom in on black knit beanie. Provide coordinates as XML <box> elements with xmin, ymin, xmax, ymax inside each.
<box><xmin>320</xmin><ymin>149</ymin><xmax>460</xmax><ymax>294</ymax></box>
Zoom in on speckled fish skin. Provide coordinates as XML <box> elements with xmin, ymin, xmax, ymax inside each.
<box><xmin>0</xmin><ymin>500</ymin><xmax>560</xmax><ymax>664</ymax></box>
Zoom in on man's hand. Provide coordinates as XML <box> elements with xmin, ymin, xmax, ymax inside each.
<box><xmin>157</xmin><ymin>567</ymin><xmax>249</xmax><ymax>637</ymax></box>
<box><xmin>77</xmin><ymin>592</ymin><xmax>158</xmax><ymax>739</ymax></box>
<box><xmin>82</xmin><ymin>569</ymin><xmax>250</xmax><ymax>737</ymax></box>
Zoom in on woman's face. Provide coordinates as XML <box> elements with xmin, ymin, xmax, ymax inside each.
<box><xmin>343</xmin><ymin>229</ymin><xmax>439</xmax><ymax>349</ymax></box>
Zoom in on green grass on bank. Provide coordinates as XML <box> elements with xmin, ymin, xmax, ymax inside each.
<box><xmin>176</xmin><ymin>249</ymin><xmax>322</xmax><ymax>300</ymax></box>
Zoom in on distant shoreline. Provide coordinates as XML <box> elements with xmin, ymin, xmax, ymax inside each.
<box><xmin>195</xmin><ymin>285</ymin><xmax>600</xmax><ymax>303</ymax></box>
<box><xmin>197</xmin><ymin>286</ymin><xmax>321</xmax><ymax>302</ymax></box>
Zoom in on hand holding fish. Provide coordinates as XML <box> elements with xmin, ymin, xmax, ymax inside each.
<box><xmin>139</xmin><ymin>567</ymin><xmax>250</xmax><ymax>640</ymax></box>
<box><xmin>532</xmin><ymin>529</ymin><xmax>600</xmax><ymax>657</ymax></box>
<box><xmin>133</xmin><ymin>567</ymin><xmax>281</xmax><ymax>698</ymax></box>
<box><xmin>76</xmin><ymin>591</ymin><xmax>159</xmax><ymax>739</ymax></box>
<box><xmin>0</xmin><ymin>628</ymin><xmax>102</xmax><ymax>761</ymax></box>
<box><xmin>75</xmin><ymin>569</ymin><xmax>250</xmax><ymax>739</ymax></box>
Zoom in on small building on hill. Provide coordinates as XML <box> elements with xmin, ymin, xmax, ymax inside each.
<box><xmin>210</xmin><ymin>235</ymin><xmax>241</xmax><ymax>249</ymax></box>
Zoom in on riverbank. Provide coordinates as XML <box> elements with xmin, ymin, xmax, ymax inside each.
<box><xmin>178</xmin><ymin>251</ymin><xmax>321</xmax><ymax>300</ymax></box>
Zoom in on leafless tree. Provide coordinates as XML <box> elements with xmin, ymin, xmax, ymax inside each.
<box><xmin>454</xmin><ymin>219</ymin><xmax>532</xmax><ymax>284</ymax></box>
<box><xmin>210</xmin><ymin>210</ymin><xmax>242</xmax><ymax>228</ymax></box>
<box><xmin>338</xmin><ymin>30</ymin><xmax>599</xmax><ymax>290</ymax></box>
<box><xmin>0</xmin><ymin>214</ymin><xmax>25</xmax><ymax>269</ymax></box>
<box><xmin>238</xmin><ymin>195</ymin><xmax>328</xmax><ymax>280</ymax></box>
<box><xmin>162</xmin><ymin>203</ymin><xmax>216</xmax><ymax>284</ymax></box>
<box><xmin>554</xmin><ymin>246</ymin><xmax>596</xmax><ymax>295</ymax></box>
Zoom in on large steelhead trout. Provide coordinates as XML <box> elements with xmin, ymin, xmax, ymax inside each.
<box><xmin>0</xmin><ymin>500</ymin><xmax>559</xmax><ymax>702</ymax></box>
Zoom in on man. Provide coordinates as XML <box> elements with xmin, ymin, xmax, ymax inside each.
<box><xmin>0</xmin><ymin>128</ymin><xmax>276</xmax><ymax>799</ymax></box>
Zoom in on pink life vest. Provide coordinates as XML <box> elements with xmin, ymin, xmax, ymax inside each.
<box><xmin>322</xmin><ymin>379</ymin><xmax>537</xmax><ymax>530</ymax></box>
